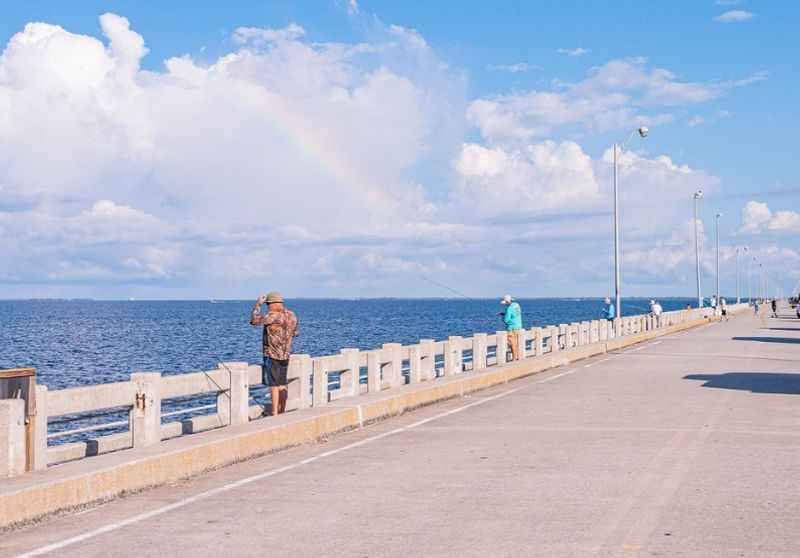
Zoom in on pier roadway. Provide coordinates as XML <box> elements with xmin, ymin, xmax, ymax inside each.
<box><xmin>5</xmin><ymin>308</ymin><xmax>800</xmax><ymax>558</ymax></box>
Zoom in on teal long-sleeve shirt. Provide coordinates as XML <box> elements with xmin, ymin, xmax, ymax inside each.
<box><xmin>503</xmin><ymin>302</ymin><xmax>523</xmax><ymax>330</ymax></box>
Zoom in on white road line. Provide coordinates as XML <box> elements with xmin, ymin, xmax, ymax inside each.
<box><xmin>624</xmin><ymin>340</ymin><xmax>662</xmax><ymax>353</ymax></box>
<box><xmin>13</xmin><ymin>383</ymin><xmax>531</xmax><ymax>558</ymax></box>
<box><xmin>537</xmin><ymin>369</ymin><xmax>575</xmax><ymax>383</ymax></box>
<box><xmin>583</xmin><ymin>356</ymin><xmax>614</xmax><ymax>368</ymax></box>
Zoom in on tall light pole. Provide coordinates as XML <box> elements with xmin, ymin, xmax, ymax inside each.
<box><xmin>612</xmin><ymin>126</ymin><xmax>649</xmax><ymax>320</ymax></box>
<box><xmin>735</xmin><ymin>246</ymin><xmax>741</xmax><ymax>304</ymax></box>
<box><xmin>693</xmin><ymin>189</ymin><xmax>704</xmax><ymax>308</ymax></box>
<box><xmin>748</xmin><ymin>252</ymin><xmax>753</xmax><ymax>303</ymax></box>
<box><xmin>715</xmin><ymin>213</ymin><xmax>722</xmax><ymax>307</ymax></box>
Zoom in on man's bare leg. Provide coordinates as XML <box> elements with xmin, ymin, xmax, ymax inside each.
<box><xmin>278</xmin><ymin>386</ymin><xmax>288</xmax><ymax>414</ymax></box>
<box><xmin>270</xmin><ymin>386</ymin><xmax>281</xmax><ymax>416</ymax></box>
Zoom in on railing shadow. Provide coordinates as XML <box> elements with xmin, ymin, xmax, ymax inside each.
<box><xmin>732</xmin><ymin>336</ymin><xmax>800</xmax><ymax>344</ymax></box>
<box><xmin>684</xmin><ymin>372</ymin><xmax>800</xmax><ymax>395</ymax></box>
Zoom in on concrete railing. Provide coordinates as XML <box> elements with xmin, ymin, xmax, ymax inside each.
<box><xmin>2</xmin><ymin>305</ymin><xmax>739</xmax><ymax>477</ymax></box>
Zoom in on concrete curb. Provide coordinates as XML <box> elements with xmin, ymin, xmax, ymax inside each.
<box><xmin>0</xmin><ymin>314</ymin><xmax>717</xmax><ymax>528</ymax></box>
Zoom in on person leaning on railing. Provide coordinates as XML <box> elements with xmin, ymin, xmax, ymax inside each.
<box><xmin>500</xmin><ymin>295</ymin><xmax>523</xmax><ymax>361</ymax></box>
<box><xmin>250</xmin><ymin>291</ymin><xmax>299</xmax><ymax>417</ymax></box>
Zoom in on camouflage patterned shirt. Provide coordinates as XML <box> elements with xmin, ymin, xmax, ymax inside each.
<box><xmin>250</xmin><ymin>304</ymin><xmax>299</xmax><ymax>360</ymax></box>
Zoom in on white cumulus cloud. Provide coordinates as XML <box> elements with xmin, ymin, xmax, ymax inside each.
<box><xmin>0</xmin><ymin>14</ymin><xmax>467</xmax><ymax>295</ymax></box>
<box><xmin>742</xmin><ymin>201</ymin><xmax>800</xmax><ymax>233</ymax></box>
<box><xmin>466</xmin><ymin>57</ymin><xmax>762</xmax><ymax>142</ymax></box>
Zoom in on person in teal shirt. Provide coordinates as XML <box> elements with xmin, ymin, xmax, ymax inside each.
<box><xmin>501</xmin><ymin>294</ymin><xmax>522</xmax><ymax>360</ymax></box>
<box><xmin>602</xmin><ymin>296</ymin><xmax>615</xmax><ymax>320</ymax></box>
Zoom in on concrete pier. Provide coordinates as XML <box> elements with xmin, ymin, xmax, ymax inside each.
<box><xmin>2</xmin><ymin>305</ymin><xmax>799</xmax><ymax>557</ymax></box>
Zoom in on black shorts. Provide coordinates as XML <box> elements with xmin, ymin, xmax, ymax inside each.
<box><xmin>263</xmin><ymin>357</ymin><xmax>289</xmax><ymax>387</ymax></box>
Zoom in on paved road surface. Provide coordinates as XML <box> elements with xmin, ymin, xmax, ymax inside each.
<box><xmin>4</xmin><ymin>306</ymin><xmax>800</xmax><ymax>558</ymax></box>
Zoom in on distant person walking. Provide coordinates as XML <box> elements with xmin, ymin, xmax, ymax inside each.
<box><xmin>771</xmin><ymin>299</ymin><xmax>778</xmax><ymax>318</ymax></box>
<box><xmin>250</xmin><ymin>291</ymin><xmax>299</xmax><ymax>417</ymax></box>
<box><xmin>753</xmin><ymin>299</ymin><xmax>759</xmax><ymax>317</ymax></box>
<box><xmin>720</xmin><ymin>298</ymin><xmax>728</xmax><ymax>321</ymax></box>
<box><xmin>602</xmin><ymin>297</ymin><xmax>615</xmax><ymax>321</ymax></box>
<box><xmin>500</xmin><ymin>295</ymin><xmax>523</xmax><ymax>361</ymax></box>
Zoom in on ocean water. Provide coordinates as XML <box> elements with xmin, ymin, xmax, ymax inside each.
<box><xmin>1</xmin><ymin>298</ymin><xmax>702</xmax><ymax>390</ymax></box>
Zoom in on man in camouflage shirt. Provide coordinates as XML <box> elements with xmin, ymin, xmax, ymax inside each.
<box><xmin>250</xmin><ymin>291</ymin><xmax>299</xmax><ymax>416</ymax></box>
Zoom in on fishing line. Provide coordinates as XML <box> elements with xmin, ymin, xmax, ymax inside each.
<box><xmin>419</xmin><ymin>274</ymin><xmax>473</xmax><ymax>300</ymax></box>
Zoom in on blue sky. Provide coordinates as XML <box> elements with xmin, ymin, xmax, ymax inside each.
<box><xmin>0</xmin><ymin>1</ymin><xmax>797</xmax><ymax>299</ymax></box>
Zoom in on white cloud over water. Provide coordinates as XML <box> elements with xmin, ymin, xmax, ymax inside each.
<box><xmin>0</xmin><ymin>13</ymin><xmax>790</xmax><ymax>298</ymax></box>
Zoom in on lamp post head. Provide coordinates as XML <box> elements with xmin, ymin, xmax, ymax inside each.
<box><xmin>694</xmin><ymin>189</ymin><xmax>704</xmax><ymax>200</ymax></box>
<box><xmin>716</xmin><ymin>212</ymin><xmax>723</xmax><ymax>219</ymax></box>
<box><xmin>638</xmin><ymin>126</ymin><xmax>649</xmax><ymax>138</ymax></box>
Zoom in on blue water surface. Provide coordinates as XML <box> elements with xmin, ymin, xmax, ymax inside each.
<box><xmin>0</xmin><ymin>298</ymin><xmax>702</xmax><ymax>389</ymax></box>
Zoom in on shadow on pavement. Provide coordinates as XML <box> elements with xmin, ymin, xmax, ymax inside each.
<box><xmin>766</xmin><ymin>327</ymin><xmax>800</xmax><ymax>332</ymax></box>
<box><xmin>732</xmin><ymin>336</ymin><xmax>800</xmax><ymax>344</ymax></box>
<box><xmin>684</xmin><ymin>373</ymin><xmax>800</xmax><ymax>395</ymax></box>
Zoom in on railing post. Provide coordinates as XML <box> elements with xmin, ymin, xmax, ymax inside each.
<box><xmin>33</xmin><ymin>384</ymin><xmax>48</xmax><ymax>471</ymax></box>
<box><xmin>531</xmin><ymin>328</ymin><xmax>543</xmax><ymax>356</ymax></box>
<box><xmin>313</xmin><ymin>358</ymin><xmax>329</xmax><ymax>407</ymax></box>
<box><xmin>420</xmin><ymin>340</ymin><xmax>435</xmax><ymax>379</ymax></box>
<box><xmin>216</xmin><ymin>362</ymin><xmax>245</xmax><ymax>425</ymax></box>
<box><xmin>496</xmin><ymin>331</ymin><xmax>508</xmax><ymax>365</ymax></box>
<box><xmin>408</xmin><ymin>345</ymin><xmax>422</xmax><ymax>384</ymax></box>
<box><xmin>382</xmin><ymin>343</ymin><xmax>403</xmax><ymax>388</ymax></box>
<box><xmin>366</xmin><ymin>351</ymin><xmax>382</xmax><ymax>393</ymax></box>
<box><xmin>130</xmin><ymin>372</ymin><xmax>162</xmax><ymax>449</ymax></box>
<box><xmin>518</xmin><ymin>330</ymin><xmax>527</xmax><ymax>359</ymax></box>
<box><xmin>473</xmin><ymin>333</ymin><xmax>488</xmax><ymax>369</ymax></box>
<box><xmin>444</xmin><ymin>336</ymin><xmax>462</xmax><ymax>376</ymax></box>
<box><xmin>217</xmin><ymin>362</ymin><xmax>249</xmax><ymax>426</ymax></box>
<box><xmin>549</xmin><ymin>326</ymin><xmax>560</xmax><ymax>352</ymax></box>
<box><xmin>287</xmin><ymin>354</ymin><xmax>312</xmax><ymax>411</ymax></box>
<box><xmin>0</xmin><ymin>399</ymin><xmax>26</xmax><ymax>477</ymax></box>
<box><xmin>340</xmin><ymin>349</ymin><xmax>361</xmax><ymax>397</ymax></box>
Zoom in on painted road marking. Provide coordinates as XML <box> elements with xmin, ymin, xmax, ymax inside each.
<box><xmin>624</xmin><ymin>340</ymin><xmax>663</xmax><ymax>353</ymax></box>
<box><xmin>537</xmin><ymin>369</ymin><xmax>575</xmax><ymax>382</ymax></box>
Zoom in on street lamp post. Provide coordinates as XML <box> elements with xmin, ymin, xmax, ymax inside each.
<box><xmin>715</xmin><ymin>213</ymin><xmax>722</xmax><ymax>307</ymax></box>
<box><xmin>693</xmin><ymin>190</ymin><xmax>704</xmax><ymax>308</ymax></box>
<box><xmin>611</xmin><ymin>126</ymin><xmax>649</xmax><ymax>320</ymax></box>
<box><xmin>735</xmin><ymin>246</ymin><xmax>740</xmax><ymax>304</ymax></box>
